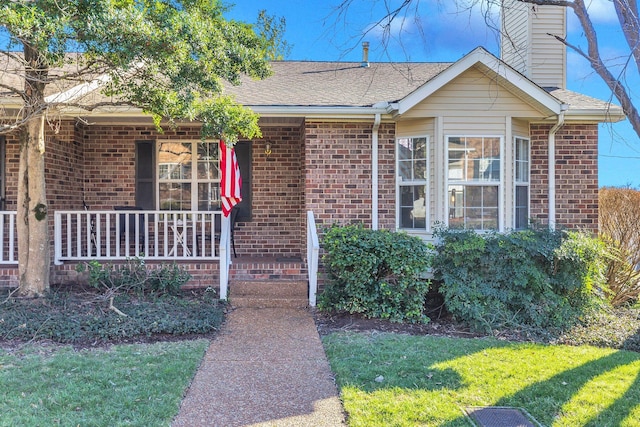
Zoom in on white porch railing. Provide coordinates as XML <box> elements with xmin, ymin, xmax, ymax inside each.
<box><xmin>0</xmin><ymin>211</ymin><xmax>17</xmax><ymax>265</ymax></box>
<box><xmin>306</xmin><ymin>210</ymin><xmax>319</xmax><ymax>307</ymax></box>
<box><xmin>54</xmin><ymin>210</ymin><xmax>228</xmax><ymax>263</ymax></box>
<box><xmin>54</xmin><ymin>210</ymin><xmax>232</xmax><ymax>297</ymax></box>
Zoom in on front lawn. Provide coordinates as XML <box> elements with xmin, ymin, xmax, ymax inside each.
<box><xmin>323</xmin><ymin>332</ymin><xmax>640</xmax><ymax>427</ymax></box>
<box><xmin>0</xmin><ymin>340</ymin><xmax>208</xmax><ymax>426</ymax></box>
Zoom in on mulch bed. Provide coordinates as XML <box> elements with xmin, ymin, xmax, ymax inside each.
<box><xmin>313</xmin><ymin>309</ymin><xmax>483</xmax><ymax>339</ymax></box>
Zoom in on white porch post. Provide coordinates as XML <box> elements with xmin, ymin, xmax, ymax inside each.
<box><xmin>219</xmin><ymin>213</ymin><xmax>230</xmax><ymax>300</ymax></box>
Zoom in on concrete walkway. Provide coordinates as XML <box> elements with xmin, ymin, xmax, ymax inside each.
<box><xmin>172</xmin><ymin>307</ymin><xmax>346</xmax><ymax>427</ymax></box>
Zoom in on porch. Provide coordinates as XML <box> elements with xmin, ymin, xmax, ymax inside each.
<box><xmin>0</xmin><ymin>210</ymin><xmax>320</xmax><ymax>304</ymax></box>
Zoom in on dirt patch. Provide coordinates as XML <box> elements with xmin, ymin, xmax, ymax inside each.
<box><xmin>313</xmin><ymin>310</ymin><xmax>483</xmax><ymax>339</ymax></box>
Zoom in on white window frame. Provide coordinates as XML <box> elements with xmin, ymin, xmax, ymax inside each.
<box><xmin>446</xmin><ymin>135</ymin><xmax>503</xmax><ymax>231</ymax></box>
<box><xmin>396</xmin><ymin>136</ymin><xmax>430</xmax><ymax>232</ymax></box>
<box><xmin>514</xmin><ymin>136</ymin><xmax>531</xmax><ymax>230</ymax></box>
<box><xmin>156</xmin><ymin>140</ymin><xmax>220</xmax><ymax>211</ymax></box>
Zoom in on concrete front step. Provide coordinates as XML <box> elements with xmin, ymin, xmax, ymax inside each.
<box><xmin>230</xmin><ymin>280</ymin><xmax>308</xmax><ymax>309</ymax></box>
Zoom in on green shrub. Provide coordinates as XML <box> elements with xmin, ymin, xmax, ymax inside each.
<box><xmin>76</xmin><ymin>258</ymin><xmax>190</xmax><ymax>298</ymax></box>
<box><xmin>432</xmin><ymin>227</ymin><xmax>606</xmax><ymax>333</ymax></box>
<box><xmin>318</xmin><ymin>224</ymin><xmax>432</xmax><ymax>323</ymax></box>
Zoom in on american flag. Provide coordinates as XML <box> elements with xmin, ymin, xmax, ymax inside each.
<box><xmin>220</xmin><ymin>139</ymin><xmax>242</xmax><ymax>217</ymax></box>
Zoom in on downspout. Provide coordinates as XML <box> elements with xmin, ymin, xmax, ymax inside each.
<box><xmin>372</xmin><ymin>113</ymin><xmax>381</xmax><ymax>230</ymax></box>
<box><xmin>548</xmin><ymin>105</ymin><xmax>568</xmax><ymax>231</ymax></box>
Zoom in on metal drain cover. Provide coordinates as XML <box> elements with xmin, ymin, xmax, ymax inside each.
<box><xmin>464</xmin><ymin>407</ymin><xmax>540</xmax><ymax>427</ymax></box>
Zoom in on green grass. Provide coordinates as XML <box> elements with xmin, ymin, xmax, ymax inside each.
<box><xmin>0</xmin><ymin>339</ymin><xmax>208</xmax><ymax>426</ymax></box>
<box><xmin>323</xmin><ymin>332</ymin><xmax>640</xmax><ymax>427</ymax></box>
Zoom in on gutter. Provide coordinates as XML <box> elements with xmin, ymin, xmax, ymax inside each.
<box><xmin>548</xmin><ymin>104</ymin><xmax>568</xmax><ymax>231</ymax></box>
<box><xmin>372</xmin><ymin>113</ymin><xmax>381</xmax><ymax>230</ymax></box>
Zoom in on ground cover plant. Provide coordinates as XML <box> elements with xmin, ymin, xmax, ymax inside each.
<box><xmin>1</xmin><ymin>261</ymin><xmax>224</xmax><ymax>345</ymax></box>
<box><xmin>0</xmin><ymin>289</ymin><xmax>224</xmax><ymax>344</ymax></box>
<box><xmin>323</xmin><ymin>332</ymin><xmax>640</xmax><ymax>427</ymax></box>
<box><xmin>0</xmin><ymin>340</ymin><xmax>208</xmax><ymax>426</ymax></box>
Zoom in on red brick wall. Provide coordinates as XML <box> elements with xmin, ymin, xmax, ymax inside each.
<box><xmin>305</xmin><ymin>121</ymin><xmax>370</xmax><ymax>227</ymax></box>
<box><xmin>51</xmin><ymin>260</ymin><xmax>219</xmax><ymax>289</ymax></box>
<box><xmin>377</xmin><ymin>123</ymin><xmax>397</xmax><ymax>230</ymax></box>
<box><xmin>4</xmin><ymin>121</ymin><xmax>84</xmax><ymax>210</ymax></box>
<box><xmin>81</xmin><ymin>123</ymin><xmax>202</xmax><ymax>209</ymax></box>
<box><xmin>530</xmin><ymin>123</ymin><xmax>599</xmax><ymax>232</ymax></box>
<box><xmin>0</xmin><ymin>118</ymin><xmax>599</xmax><ymax>289</ymax></box>
<box><xmin>304</xmin><ymin>121</ymin><xmax>396</xmax><ymax>230</ymax></box>
<box><xmin>239</xmin><ymin>125</ymin><xmax>305</xmax><ymax>257</ymax></box>
<box><xmin>1</xmin><ymin>121</ymin><xmax>83</xmax><ymax>287</ymax></box>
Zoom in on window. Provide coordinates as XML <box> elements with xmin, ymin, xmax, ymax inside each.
<box><xmin>514</xmin><ymin>137</ymin><xmax>530</xmax><ymax>229</ymax></box>
<box><xmin>447</xmin><ymin>136</ymin><xmax>501</xmax><ymax>230</ymax></box>
<box><xmin>397</xmin><ymin>137</ymin><xmax>428</xmax><ymax>230</ymax></box>
<box><xmin>157</xmin><ymin>141</ymin><xmax>220</xmax><ymax>211</ymax></box>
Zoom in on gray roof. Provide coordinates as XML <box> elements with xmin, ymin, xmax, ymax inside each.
<box><xmin>225</xmin><ymin>60</ymin><xmax>622</xmax><ymax>116</ymax></box>
<box><xmin>548</xmin><ymin>88</ymin><xmax>620</xmax><ymax>112</ymax></box>
<box><xmin>0</xmin><ymin>54</ymin><xmax>623</xmax><ymax>119</ymax></box>
<box><xmin>226</xmin><ymin>61</ymin><xmax>451</xmax><ymax>107</ymax></box>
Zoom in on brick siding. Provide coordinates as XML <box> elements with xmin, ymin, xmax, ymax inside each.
<box><xmin>241</xmin><ymin>125</ymin><xmax>305</xmax><ymax>257</ymax></box>
<box><xmin>530</xmin><ymin>123</ymin><xmax>599</xmax><ymax>232</ymax></box>
<box><xmin>304</xmin><ymin>121</ymin><xmax>396</xmax><ymax>230</ymax></box>
<box><xmin>0</xmin><ymin>119</ymin><xmax>599</xmax><ymax>288</ymax></box>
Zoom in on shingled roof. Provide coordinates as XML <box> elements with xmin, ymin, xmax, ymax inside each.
<box><xmin>0</xmin><ymin>50</ymin><xmax>624</xmax><ymax>121</ymax></box>
<box><xmin>224</xmin><ymin>58</ymin><xmax>624</xmax><ymax>120</ymax></box>
<box><xmin>226</xmin><ymin>61</ymin><xmax>451</xmax><ymax>107</ymax></box>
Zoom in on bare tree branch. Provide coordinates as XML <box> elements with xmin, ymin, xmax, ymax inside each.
<box><xmin>331</xmin><ymin>0</ymin><xmax>640</xmax><ymax>141</ymax></box>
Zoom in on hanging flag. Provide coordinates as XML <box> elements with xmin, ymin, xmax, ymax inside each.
<box><xmin>220</xmin><ymin>139</ymin><xmax>242</xmax><ymax>217</ymax></box>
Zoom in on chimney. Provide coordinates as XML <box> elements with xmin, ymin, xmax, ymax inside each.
<box><xmin>500</xmin><ymin>0</ymin><xmax>566</xmax><ymax>89</ymax></box>
<box><xmin>361</xmin><ymin>41</ymin><xmax>370</xmax><ymax>68</ymax></box>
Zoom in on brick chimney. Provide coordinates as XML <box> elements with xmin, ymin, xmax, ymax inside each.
<box><xmin>500</xmin><ymin>0</ymin><xmax>566</xmax><ymax>89</ymax></box>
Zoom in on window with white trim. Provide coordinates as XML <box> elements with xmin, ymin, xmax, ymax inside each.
<box><xmin>397</xmin><ymin>136</ymin><xmax>428</xmax><ymax>231</ymax></box>
<box><xmin>447</xmin><ymin>136</ymin><xmax>501</xmax><ymax>230</ymax></box>
<box><xmin>157</xmin><ymin>141</ymin><xmax>220</xmax><ymax>211</ymax></box>
<box><xmin>514</xmin><ymin>136</ymin><xmax>530</xmax><ymax>229</ymax></box>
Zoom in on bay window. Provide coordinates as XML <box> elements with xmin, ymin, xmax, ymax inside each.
<box><xmin>514</xmin><ymin>137</ymin><xmax>530</xmax><ymax>229</ymax></box>
<box><xmin>447</xmin><ymin>136</ymin><xmax>501</xmax><ymax>230</ymax></box>
<box><xmin>397</xmin><ymin>136</ymin><xmax>429</xmax><ymax>231</ymax></box>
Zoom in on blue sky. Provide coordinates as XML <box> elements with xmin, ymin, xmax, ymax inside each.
<box><xmin>225</xmin><ymin>0</ymin><xmax>639</xmax><ymax>188</ymax></box>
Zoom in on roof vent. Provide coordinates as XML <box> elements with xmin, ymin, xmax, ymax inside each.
<box><xmin>361</xmin><ymin>41</ymin><xmax>370</xmax><ymax>68</ymax></box>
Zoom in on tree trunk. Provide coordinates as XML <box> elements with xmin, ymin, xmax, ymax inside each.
<box><xmin>16</xmin><ymin>114</ymin><xmax>50</xmax><ymax>297</ymax></box>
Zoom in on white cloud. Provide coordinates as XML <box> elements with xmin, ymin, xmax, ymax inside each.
<box><xmin>584</xmin><ymin>0</ymin><xmax>618</xmax><ymax>24</ymax></box>
<box><xmin>360</xmin><ymin>0</ymin><xmax>500</xmax><ymax>61</ymax></box>
<box><xmin>568</xmin><ymin>0</ymin><xmax>618</xmax><ymax>32</ymax></box>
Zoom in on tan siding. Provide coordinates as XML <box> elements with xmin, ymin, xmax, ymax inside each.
<box><xmin>396</xmin><ymin>119</ymin><xmax>434</xmax><ymax>137</ymax></box>
<box><xmin>512</xmin><ymin>118</ymin><xmax>530</xmax><ymax>137</ymax></box>
<box><xmin>501</xmin><ymin>0</ymin><xmax>529</xmax><ymax>74</ymax></box>
<box><xmin>403</xmin><ymin>67</ymin><xmax>546</xmax><ymax>119</ymax></box>
<box><xmin>530</xmin><ymin>5</ymin><xmax>566</xmax><ymax>88</ymax></box>
<box><xmin>442</xmin><ymin>116</ymin><xmax>506</xmax><ymax>134</ymax></box>
<box><xmin>501</xmin><ymin>1</ymin><xmax>566</xmax><ymax>89</ymax></box>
